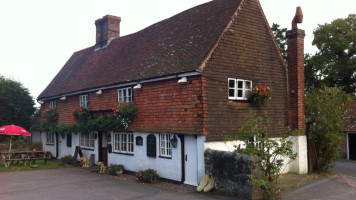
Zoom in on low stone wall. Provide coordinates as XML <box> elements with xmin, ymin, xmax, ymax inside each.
<box><xmin>204</xmin><ymin>149</ymin><xmax>261</xmax><ymax>200</ymax></box>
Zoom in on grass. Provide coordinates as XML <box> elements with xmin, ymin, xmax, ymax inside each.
<box><xmin>0</xmin><ymin>159</ymin><xmax>71</xmax><ymax>172</ymax></box>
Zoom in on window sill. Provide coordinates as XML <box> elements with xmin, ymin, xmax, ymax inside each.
<box><xmin>227</xmin><ymin>100</ymin><xmax>251</xmax><ymax>107</ymax></box>
<box><xmin>80</xmin><ymin>147</ymin><xmax>95</xmax><ymax>151</ymax></box>
<box><xmin>159</xmin><ymin>156</ymin><xmax>172</xmax><ymax>159</ymax></box>
<box><xmin>46</xmin><ymin>143</ymin><xmax>55</xmax><ymax>146</ymax></box>
<box><xmin>113</xmin><ymin>152</ymin><xmax>134</xmax><ymax>156</ymax></box>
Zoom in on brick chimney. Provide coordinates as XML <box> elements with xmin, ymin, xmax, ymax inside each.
<box><xmin>287</xmin><ymin>7</ymin><xmax>305</xmax><ymax>132</ymax></box>
<box><xmin>95</xmin><ymin>15</ymin><xmax>121</xmax><ymax>50</ymax></box>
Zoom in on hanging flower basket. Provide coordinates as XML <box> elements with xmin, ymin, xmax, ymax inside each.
<box><xmin>249</xmin><ymin>84</ymin><xmax>272</xmax><ymax>107</ymax></box>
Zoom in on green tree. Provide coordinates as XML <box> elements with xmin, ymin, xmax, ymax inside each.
<box><xmin>305</xmin><ymin>14</ymin><xmax>356</xmax><ymax>94</ymax></box>
<box><xmin>271</xmin><ymin>23</ymin><xmax>287</xmax><ymax>62</ymax></box>
<box><xmin>0</xmin><ymin>75</ymin><xmax>36</xmax><ymax>130</ymax></box>
<box><xmin>235</xmin><ymin>112</ymin><xmax>297</xmax><ymax>199</ymax></box>
<box><xmin>305</xmin><ymin>87</ymin><xmax>353</xmax><ymax>172</ymax></box>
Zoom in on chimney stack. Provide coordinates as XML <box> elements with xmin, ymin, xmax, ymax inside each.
<box><xmin>95</xmin><ymin>15</ymin><xmax>121</xmax><ymax>50</ymax></box>
<box><xmin>287</xmin><ymin>7</ymin><xmax>305</xmax><ymax>132</ymax></box>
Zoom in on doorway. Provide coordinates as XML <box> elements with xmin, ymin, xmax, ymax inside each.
<box><xmin>349</xmin><ymin>133</ymin><xmax>356</xmax><ymax>160</ymax></box>
<box><xmin>98</xmin><ymin>132</ymin><xmax>108</xmax><ymax>165</ymax></box>
<box><xmin>184</xmin><ymin>135</ymin><xmax>198</xmax><ymax>186</ymax></box>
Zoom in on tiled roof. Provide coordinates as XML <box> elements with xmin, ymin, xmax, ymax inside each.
<box><xmin>38</xmin><ymin>0</ymin><xmax>243</xmax><ymax>99</ymax></box>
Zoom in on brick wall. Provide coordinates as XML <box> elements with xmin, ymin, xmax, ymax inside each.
<box><xmin>287</xmin><ymin>29</ymin><xmax>305</xmax><ymax>132</ymax></box>
<box><xmin>41</xmin><ymin>76</ymin><xmax>205</xmax><ymax>135</ymax></box>
<box><xmin>202</xmin><ymin>0</ymin><xmax>288</xmax><ymax>141</ymax></box>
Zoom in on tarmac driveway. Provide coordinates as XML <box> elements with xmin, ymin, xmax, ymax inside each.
<box><xmin>0</xmin><ymin>167</ymin><xmax>236</xmax><ymax>200</ymax></box>
<box><xmin>279</xmin><ymin>160</ymin><xmax>356</xmax><ymax>200</ymax></box>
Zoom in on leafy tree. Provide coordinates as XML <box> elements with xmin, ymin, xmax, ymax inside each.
<box><xmin>305</xmin><ymin>87</ymin><xmax>353</xmax><ymax>172</ymax></box>
<box><xmin>305</xmin><ymin>14</ymin><xmax>356</xmax><ymax>94</ymax></box>
<box><xmin>0</xmin><ymin>75</ymin><xmax>36</xmax><ymax>130</ymax></box>
<box><xmin>271</xmin><ymin>23</ymin><xmax>287</xmax><ymax>62</ymax></box>
<box><xmin>234</xmin><ymin>112</ymin><xmax>297</xmax><ymax>199</ymax></box>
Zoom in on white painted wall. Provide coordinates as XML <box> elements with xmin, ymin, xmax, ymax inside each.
<box><xmin>196</xmin><ymin>135</ymin><xmax>206</xmax><ymax>183</ymax></box>
<box><xmin>31</xmin><ymin>131</ymin><xmax>41</xmax><ymax>142</ymax></box>
<box><xmin>41</xmin><ymin>132</ymin><xmax>56</xmax><ymax>157</ymax></box>
<box><xmin>205</xmin><ymin>136</ymin><xmax>308</xmax><ymax>174</ymax></box>
<box><xmin>107</xmin><ymin>132</ymin><xmax>183</xmax><ymax>182</ymax></box>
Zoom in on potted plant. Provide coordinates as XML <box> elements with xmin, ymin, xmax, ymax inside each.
<box><xmin>249</xmin><ymin>84</ymin><xmax>272</xmax><ymax>107</ymax></box>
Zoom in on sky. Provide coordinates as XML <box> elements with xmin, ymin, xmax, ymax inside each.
<box><xmin>0</xmin><ymin>0</ymin><xmax>355</xmax><ymax>106</ymax></box>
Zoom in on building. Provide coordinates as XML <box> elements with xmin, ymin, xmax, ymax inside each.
<box><xmin>36</xmin><ymin>0</ymin><xmax>307</xmax><ymax>185</ymax></box>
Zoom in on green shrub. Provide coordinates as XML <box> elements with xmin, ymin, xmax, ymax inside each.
<box><xmin>108</xmin><ymin>164</ymin><xmax>125</xmax><ymax>175</ymax></box>
<box><xmin>61</xmin><ymin>155</ymin><xmax>74</xmax><ymax>165</ymax></box>
<box><xmin>137</xmin><ymin>168</ymin><xmax>160</xmax><ymax>183</ymax></box>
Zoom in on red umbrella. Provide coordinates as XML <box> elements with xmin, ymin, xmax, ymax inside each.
<box><xmin>0</xmin><ymin>125</ymin><xmax>31</xmax><ymax>152</ymax></box>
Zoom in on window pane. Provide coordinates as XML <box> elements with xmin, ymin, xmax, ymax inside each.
<box><xmin>229</xmin><ymin>89</ymin><xmax>235</xmax><ymax>97</ymax></box>
<box><xmin>123</xmin><ymin>90</ymin><xmax>127</xmax><ymax>100</ymax></box>
<box><xmin>237</xmin><ymin>90</ymin><xmax>243</xmax><ymax>97</ymax></box>
<box><xmin>237</xmin><ymin>80</ymin><xmax>243</xmax><ymax>89</ymax></box>
<box><xmin>245</xmin><ymin>81</ymin><xmax>251</xmax><ymax>89</ymax></box>
<box><xmin>229</xmin><ymin>79</ymin><xmax>235</xmax><ymax>88</ymax></box>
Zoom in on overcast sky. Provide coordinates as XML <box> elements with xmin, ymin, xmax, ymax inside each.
<box><xmin>0</xmin><ymin>0</ymin><xmax>355</xmax><ymax>105</ymax></box>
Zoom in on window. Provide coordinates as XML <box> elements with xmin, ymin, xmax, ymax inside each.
<box><xmin>80</xmin><ymin>132</ymin><xmax>95</xmax><ymax>149</ymax></box>
<box><xmin>160</xmin><ymin>133</ymin><xmax>172</xmax><ymax>158</ymax></box>
<box><xmin>117</xmin><ymin>87</ymin><xmax>132</xmax><ymax>103</ymax></box>
<box><xmin>46</xmin><ymin>132</ymin><xmax>55</xmax><ymax>145</ymax></box>
<box><xmin>113</xmin><ymin>132</ymin><xmax>134</xmax><ymax>154</ymax></box>
<box><xmin>228</xmin><ymin>78</ymin><xmax>252</xmax><ymax>100</ymax></box>
<box><xmin>49</xmin><ymin>101</ymin><xmax>57</xmax><ymax>109</ymax></box>
<box><xmin>79</xmin><ymin>94</ymin><xmax>89</xmax><ymax>108</ymax></box>
<box><xmin>66</xmin><ymin>134</ymin><xmax>72</xmax><ymax>147</ymax></box>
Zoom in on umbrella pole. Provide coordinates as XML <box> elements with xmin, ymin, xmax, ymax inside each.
<box><xmin>9</xmin><ymin>136</ymin><xmax>12</xmax><ymax>152</ymax></box>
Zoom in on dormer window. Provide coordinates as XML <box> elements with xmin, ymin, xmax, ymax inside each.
<box><xmin>79</xmin><ymin>94</ymin><xmax>89</xmax><ymax>108</ymax></box>
<box><xmin>228</xmin><ymin>78</ymin><xmax>252</xmax><ymax>100</ymax></box>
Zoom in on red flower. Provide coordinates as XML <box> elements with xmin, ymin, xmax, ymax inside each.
<box><xmin>263</xmin><ymin>88</ymin><xmax>266</xmax><ymax>92</ymax></box>
<box><xmin>259</xmin><ymin>84</ymin><xmax>262</xmax><ymax>88</ymax></box>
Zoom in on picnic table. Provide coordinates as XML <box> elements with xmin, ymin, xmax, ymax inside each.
<box><xmin>0</xmin><ymin>151</ymin><xmax>52</xmax><ymax>168</ymax></box>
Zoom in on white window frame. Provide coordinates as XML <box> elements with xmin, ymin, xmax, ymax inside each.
<box><xmin>160</xmin><ymin>133</ymin><xmax>172</xmax><ymax>158</ymax></box>
<box><xmin>49</xmin><ymin>101</ymin><xmax>57</xmax><ymax>109</ymax></box>
<box><xmin>80</xmin><ymin>132</ymin><xmax>95</xmax><ymax>149</ymax></box>
<box><xmin>117</xmin><ymin>87</ymin><xmax>133</xmax><ymax>103</ymax></box>
<box><xmin>79</xmin><ymin>94</ymin><xmax>89</xmax><ymax>108</ymax></box>
<box><xmin>228</xmin><ymin>78</ymin><xmax>252</xmax><ymax>100</ymax></box>
<box><xmin>113</xmin><ymin>132</ymin><xmax>134</xmax><ymax>154</ymax></box>
<box><xmin>46</xmin><ymin>132</ymin><xmax>55</xmax><ymax>145</ymax></box>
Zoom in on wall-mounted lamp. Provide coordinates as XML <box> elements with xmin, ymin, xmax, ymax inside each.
<box><xmin>96</xmin><ymin>90</ymin><xmax>103</xmax><ymax>95</ymax></box>
<box><xmin>177</xmin><ymin>77</ymin><xmax>187</xmax><ymax>83</ymax></box>
<box><xmin>60</xmin><ymin>96</ymin><xmax>66</xmax><ymax>100</ymax></box>
<box><xmin>37</xmin><ymin>100</ymin><xmax>44</xmax><ymax>104</ymax></box>
<box><xmin>133</xmin><ymin>84</ymin><xmax>142</xmax><ymax>89</ymax></box>
<box><xmin>170</xmin><ymin>135</ymin><xmax>178</xmax><ymax>148</ymax></box>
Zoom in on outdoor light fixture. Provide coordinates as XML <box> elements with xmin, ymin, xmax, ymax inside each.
<box><xmin>96</xmin><ymin>90</ymin><xmax>103</xmax><ymax>95</ymax></box>
<box><xmin>37</xmin><ymin>100</ymin><xmax>44</xmax><ymax>104</ymax></box>
<box><xmin>133</xmin><ymin>84</ymin><xmax>142</xmax><ymax>89</ymax></box>
<box><xmin>170</xmin><ymin>135</ymin><xmax>178</xmax><ymax>148</ymax></box>
<box><xmin>177</xmin><ymin>77</ymin><xmax>187</xmax><ymax>83</ymax></box>
<box><xmin>60</xmin><ymin>96</ymin><xmax>66</xmax><ymax>100</ymax></box>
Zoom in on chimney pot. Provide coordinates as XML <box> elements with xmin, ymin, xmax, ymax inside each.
<box><xmin>292</xmin><ymin>7</ymin><xmax>303</xmax><ymax>30</ymax></box>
